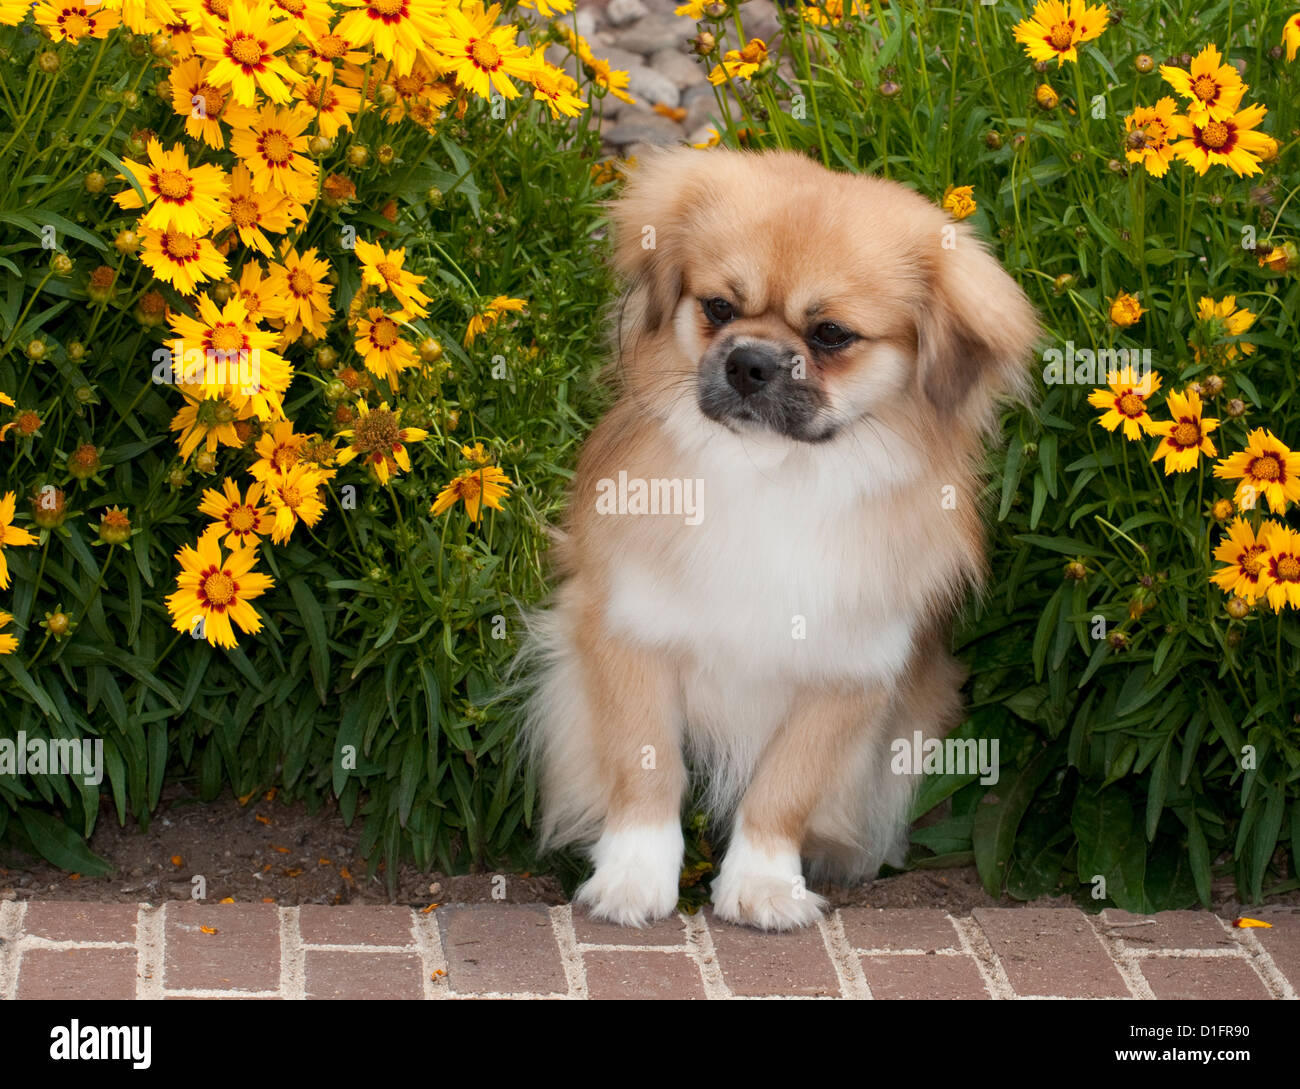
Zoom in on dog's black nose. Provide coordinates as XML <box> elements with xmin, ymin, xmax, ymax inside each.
<box><xmin>725</xmin><ymin>346</ymin><xmax>779</xmax><ymax>398</ymax></box>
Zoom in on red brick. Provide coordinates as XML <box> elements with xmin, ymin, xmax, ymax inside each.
<box><xmin>1141</xmin><ymin>956</ymin><xmax>1271</xmax><ymax>1000</ymax></box>
<box><xmin>707</xmin><ymin>912</ymin><xmax>839</xmax><ymax>997</ymax></box>
<box><xmin>1246</xmin><ymin>911</ymin><xmax>1300</xmax><ymax>988</ymax></box>
<box><xmin>18</xmin><ymin>948</ymin><xmax>137</xmax><ymax>1000</ymax></box>
<box><xmin>861</xmin><ymin>954</ymin><xmax>990</xmax><ymax>999</ymax></box>
<box><xmin>304</xmin><ymin>949</ymin><xmax>424</xmax><ymax>999</ymax></box>
<box><xmin>840</xmin><ymin>908</ymin><xmax>960</xmax><ymax>952</ymax></box>
<box><xmin>439</xmin><ymin>905</ymin><xmax>566</xmax><ymax>995</ymax></box>
<box><xmin>22</xmin><ymin>902</ymin><xmax>138</xmax><ymax>944</ymax></box>
<box><xmin>584</xmin><ymin>951</ymin><xmax>706</xmax><ymax>999</ymax></box>
<box><xmin>164</xmin><ymin>902</ymin><xmax>279</xmax><ymax>992</ymax></box>
<box><xmin>298</xmin><ymin>905</ymin><xmax>415</xmax><ymax>947</ymax></box>
<box><xmin>1099</xmin><ymin>910</ymin><xmax>1233</xmax><ymax>950</ymax></box>
<box><xmin>972</xmin><ymin>908</ymin><xmax>1127</xmax><ymax>998</ymax></box>
<box><xmin>572</xmin><ymin>910</ymin><xmax>687</xmax><ymax>947</ymax></box>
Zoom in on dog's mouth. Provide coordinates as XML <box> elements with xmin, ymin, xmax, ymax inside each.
<box><xmin>697</xmin><ymin>340</ymin><xmax>839</xmax><ymax>444</ymax></box>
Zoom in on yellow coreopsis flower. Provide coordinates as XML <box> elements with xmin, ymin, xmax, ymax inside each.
<box><xmin>169</xmin><ymin>57</ymin><xmax>259</xmax><ymax>149</ymax></box>
<box><xmin>1086</xmin><ymin>366</ymin><xmax>1162</xmax><ymax>440</ymax></box>
<box><xmin>336</xmin><ymin>0</ymin><xmax>444</xmax><ymax>76</ymax></box>
<box><xmin>432</xmin><ymin>4</ymin><xmax>539</xmax><ymax>100</ymax></box>
<box><xmin>167</xmin><ymin>533</ymin><xmax>274</xmax><ymax>648</ymax></box>
<box><xmin>1108</xmin><ymin>291</ymin><xmax>1146</xmax><ymax>328</ymax></box>
<box><xmin>430</xmin><ymin>465</ymin><xmax>513</xmax><ymax>524</ymax></box>
<box><xmin>167</xmin><ymin>292</ymin><xmax>293</xmax><ymax>418</ymax></box>
<box><xmin>210</xmin><ymin>163</ymin><xmax>303</xmax><ymax>257</ymax></box>
<box><xmin>0</xmin><ymin>610</ymin><xmax>17</xmax><ymax>656</ymax></box>
<box><xmin>113</xmin><ymin>139</ymin><xmax>227</xmax><ymax>236</ymax></box>
<box><xmin>139</xmin><ymin>226</ymin><xmax>230</xmax><ymax>295</ymax></box>
<box><xmin>1012</xmin><ymin>0</ymin><xmax>1108</xmax><ymax>66</ymax></box>
<box><xmin>265</xmin><ymin>462</ymin><xmax>328</xmax><ymax>544</ymax></box>
<box><xmin>192</xmin><ymin>0</ymin><xmax>300</xmax><ymax>106</ymax></box>
<box><xmin>1210</xmin><ymin>517</ymin><xmax>1276</xmax><ymax>602</ymax></box>
<box><xmin>0</xmin><ymin>1</ymin><xmax>33</xmax><ymax>27</ymax></box>
<box><xmin>169</xmin><ymin>384</ymin><xmax>252</xmax><ymax>458</ymax></box>
<box><xmin>531</xmin><ymin>60</ymin><xmax>587</xmax><ymax>120</ymax></box>
<box><xmin>100</xmin><ymin>0</ymin><xmax>178</xmax><ymax>35</ymax></box>
<box><xmin>519</xmin><ymin>0</ymin><xmax>571</xmax><ymax>14</ymax></box>
<box><xmin>463</xmin><ymin>294</ymin><xmax>526</xmax><ymax>346</ymax></box>
<box><xmin>1260</xmin><ymin>524</ymin><xmax>1300</xmax><ymax>610</ymax></box>
<box><xmin>941</xmin><ymin>185</ymin><xmax>975</xmax><ymax>220</ymax></box>
<box><xmin>294</xmin><ymin>74</ymin><xmax>363</xmax><ymax>139</ymax></box>
<box><xmin>1194</xmin><ymin>295</ymin><xmax>1256</xmax><ymax>363</ymax></box>
<box><xmin>1123</xmin><ymin>97</ymin><xmax>1178</xmax><ymax>177</ymax></box>
<box><xmin>265</xmin><ymin>245</ymin><xmax>334</xmax><ymax>340</ymax></box>
<box><xmin>268</xmin><ymin>0</ymin><xmax>332</xmax><ymax>32</ymax></box>
<box><xmin>708</xmin><ymin>39</ymin><xmax>767</xmax><ymax>86</ymax></box>
<box><xmin>354</xmin><ymin>306</ymin><xmax>418</xmax><ymax>388</ymax></box>
<box><xmin>1213</xmin><ymin>429</ymin><xmax>1300</xmax><ymax>514</ymax></box>
<box><xmin>228</xmin><ymin>105</ymin><xmax>319</xmax><ymax>202</ymax></box>
<box><xmin>1285</xmin><ymin>13</ymin><xmax>1300</xmax><ymax>62</ymax></box>
<box><xmin>354</xmin><ymin>239</ymin><xmax>432</xmax><ymax>318</ymax></box>
<box><xmin>802</xmin><ymin>0</ymin><xmax>871</xmax><ymax>27</ymax></box>
<box><xmin>1159</xmin><ymin>45</ymin><xmax>1246</xmax><ymax>124</ymax></box>
<box><xmin>1150</xmin><ymin>388</ymin><xmax>1219</xmax><ymax>474</ymax></box>
<box><xmin>0</xmin><ymin>490</ymin><xmax>38</xmax><ymax>590</ymax></box>
<box><xmin>34</xmin><ymin>2</ymin><xmax>121</xmax><ymax>41</ymax></box>
<box><xmin>1170</xmin><ymin>101</ymin><xmax>1274</xmax><ymax>178</ymax></box>
<box><xmin>249</xmin><ymin>418</ymin><xmax>307</xmax><ymax>482</ymax></box>
<box><xmin>335</xmin><ymin>400</ymin><xmax>428</xmax><ymax>485</ymax></box>
<box><xmin>199</xmin><ymin>477</ymin><xmax>273</xmax><ymax>550</ymax></box>
<box><xmin>232</xmin><ymin>260</ymin><xmax>288</xmax><ymax>325</ymax></box>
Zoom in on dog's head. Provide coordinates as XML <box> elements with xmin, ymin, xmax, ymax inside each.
<box><xmin>609</xmin><ymin>148</ymin><xmax>1039</xmax><ymax>445</ymax></box>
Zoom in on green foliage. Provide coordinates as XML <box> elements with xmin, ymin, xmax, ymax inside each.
<box><xmin>0</xmin><ymin>7</ymin><xmax>614</xmax><ymax>886</ymax></box>
<box><xmin>699</xmin><ymin>0</ymin><xmax>1300</xmax><ymax>907</ymax></box>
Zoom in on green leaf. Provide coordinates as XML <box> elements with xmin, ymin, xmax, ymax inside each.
<box><xmin>18</xmin><ymin>808</ymin><xmax>112</xmax><ymax>876</ymax></box>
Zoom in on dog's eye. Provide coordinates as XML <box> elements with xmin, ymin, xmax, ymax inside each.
<box><xmin>809</xmin><ymin>322</ymin><xmax>855</xmax><ymax>349</ymax></box>
<box><xmin>703</xmin><ymin>297</ymin><xmax>735</xmax><ymax>324</ymax></box>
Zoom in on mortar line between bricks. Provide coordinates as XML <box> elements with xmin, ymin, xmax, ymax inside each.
<box><xmin>163</xmin><ymin>988</ymin><xmax>282</xmax><ymax>999</ymax></box>
<box><xmin>137</xmin><ymin>904</ymin><xmax>164</xmax><ymax>1001</ymax></box>
<box><xmin>412</xmin><ymin>910</ymin><xmax>451</xmax><ymax>999</ymax></box>
<box><xmin>296</xmin><ymin>942</ymin><xmax>420</xmax><ymax>953</ymax></box>
<box><xmin>410</xmin><ymin>914</ymin><xmax>452</xmax><ymax>998</ymax></box>
<box><xmin>573</xmin><ymin>943</ymin><xmax>690</xmax><ymax>953</ymax></box>
<box><xmin>1232</xmin><ymin>924</ymin><xmax>1296</xmax><ymax>1000</ymax></box>
<box><xmin>280</xmin><ymin>907</ymin><xmax>305</xmax><ymax>1001</ymax></box>
<box><xmin>683</xmin><ymin>912</ymin><xmax>730</xmax><ymax>1000</ymax></box>
<box><xmin>0</xmin><ymin>900</ymin><xmax>26</xmax><ymax>1000</ymax></box>
<box><xmin>549</xmin><ymin>905</ymin><xmax>589</xmax><ymax>1000</ymax></box>
<box><xmin>17</xmin><ymin>937</ymin><xmax>137</xmax><ymax>951</ymax></box>
<box><xmin>1084</xmin><ymin>911</ymin><xmax>1153</xmax><ymax>1000</ymax></box>
<box><xmin>850</xmin><ymin>947</ymin><xmax>967</xmax><ymax>957</ymax></box>
<box><xmin>819</xmin><ymin>911</ymin><xmax>870</xmax><ymax>999</ymax></box>
<box><xmin>950</xmin><ymin>914</ymin><xmax>1015</xmax><ymax>1000</ymax></box>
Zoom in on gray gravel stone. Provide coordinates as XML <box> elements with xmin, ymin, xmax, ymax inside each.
<box><xmin>606</xmin><ymin>0</ymin><xmax>649</xmax><ymax>26</ymax></box>
<box><xmin>603</xmin><ymin>112</ymin><xmax>688</xmax><ymax>147</ymax></box>
<box><xmin>625</xmin><ymin>63</ymin><xmax>682</xmax><ymax>108</ymax></box>
<box><xmin>650</xmin><ymin>47</ymin><xmax>708</xmax><ymax>87</ymax></box>
<box><xmin>575</xmin><ymin>9</ymin><xmax>598</xmax><ymax>38</ymax></box>
<box><xmin>616</xmin><ymin>12</ymin><xmax>698</xmax><ymax>54</ymax></box>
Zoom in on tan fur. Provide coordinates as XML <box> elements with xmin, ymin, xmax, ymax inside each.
<box><xmin>517</xmin><ymin>148</ymin><xmax>1039</xmax><ymax>928</ymax></box>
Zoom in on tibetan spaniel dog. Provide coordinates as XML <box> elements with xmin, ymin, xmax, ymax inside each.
<box><xmin>517</xmin><ymin>148</ymin><xmax>1038</xmax><ymax>931</ymax></box>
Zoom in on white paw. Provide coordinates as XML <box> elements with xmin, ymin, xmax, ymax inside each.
<box><xmin>711</xmin><ymin>827</ymin><xmax>826</xmax><ymax>932</ymax></box>
<box><xmin>575</xmin><ymin>822</ymin><xmax>683</xmax><ymax>928</ymax></box>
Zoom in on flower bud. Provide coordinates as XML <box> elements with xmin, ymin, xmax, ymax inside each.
<box><xmin>97</xmin><ymin>506</ymin><xmax>132</xmax><ymax>545</ymax></box>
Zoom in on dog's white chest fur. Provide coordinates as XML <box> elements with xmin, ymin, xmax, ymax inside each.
<box><xmin>603</xmin><ymin>420</ymin><xmax>919</xmax><ymax>686</ymax></box>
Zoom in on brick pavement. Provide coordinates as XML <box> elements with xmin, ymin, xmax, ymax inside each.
<box><xmin>3</xmin><ymin>901</ymin><xmax>1297</xmax><ymax>999</ymax></box>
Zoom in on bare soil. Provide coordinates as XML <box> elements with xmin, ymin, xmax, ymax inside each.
<box><xmin>1</xmin><ymin>785</ymin><xmax>1291</xmax><ymax>916</ymax></box>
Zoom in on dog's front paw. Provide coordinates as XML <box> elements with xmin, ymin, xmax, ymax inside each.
<box><xmin>711</xmin><ymin>829</ymin><xmax>826</xmax><ymax>931</ymax></box>
<box><xmin>575</xmin><ymin>822</ymin><xmax>683</xmax><ymax>928</ymax></box>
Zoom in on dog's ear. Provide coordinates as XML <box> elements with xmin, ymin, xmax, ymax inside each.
<box><xmin>607</xmin><ymin>149</ymin><xmax>703</xmax><ymax>338</ymax></box>
<box><xmin>915</xmin><ymin>222</ymin><xmax>1040</xmax><ymax>422</ymax></box>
